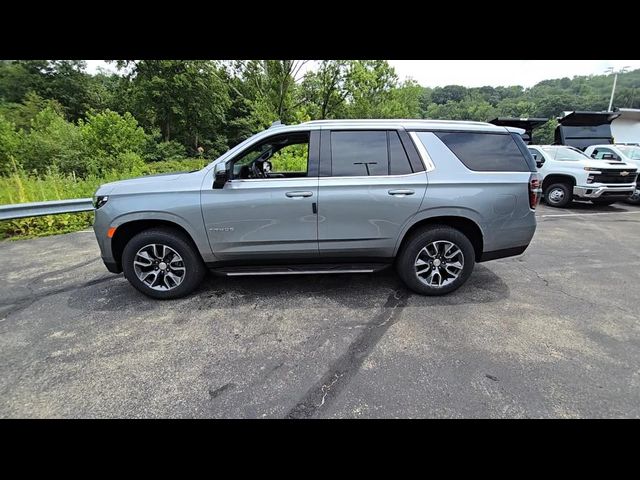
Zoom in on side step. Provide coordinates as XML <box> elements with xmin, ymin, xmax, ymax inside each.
<box><xmin>210</xmin><ymin>263</ymin><xmax>390</xmax><ymax>277</ymax></box>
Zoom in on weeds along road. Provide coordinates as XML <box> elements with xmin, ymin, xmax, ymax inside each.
<box><xmin>1</xmin><ymin>202</ymin><xmax>639</xmax><ymax>418</ymax></box>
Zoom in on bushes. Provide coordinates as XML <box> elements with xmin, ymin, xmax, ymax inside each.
<box><xmin>0</xmin><ymin>115</ymin><xmax>20</xmax><ymax>175</ymax></box>
<box><xmin>141</xmin><ymin>158</ymin><xmax>207</xmax><ymax>175</ymax></box>
<box><xmin>81</xmin><ymin>110</ymin><xmax>148</xmax><ymax>175</ymax></box>
<box><xmin>1</xmin><ymin>108</ymin><xmax>179</xmax><ymax>178</ymax></box>
<box><xmin>0</xmin><ymin>158</ymin><xmax>209</xmax><ymax>239</ymax></box>
<box><xmin>144</xmin><ymin>137</ymin><xmax>188</xmax><ymax>162</ymax></box>
<box><xmin>0</xmin><ymin>104</ymin><xmax>211</xmax><ymax>239</ymax></box>
<box><xmin>18</xmin><ymin>107</ymin><xmax>86</xmax><ymax>175</ymax></box>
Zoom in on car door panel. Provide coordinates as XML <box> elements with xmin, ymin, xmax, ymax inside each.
<box><xmin>202</xmin><ymin>178</ymin><xmax>319</xmax><ymax>260</ymax></box>
<box><xmin>317</xmin><ymin>128</ymin><xmax>427</xmax><ymax>258</ymax></box>
<box><xmin>200</xmin><ymin>130</ymin><xmax>319</xmax><ymax>261</ymax></box>
<box><xmin>318</xmin><ymin>173</ymin><xmax>427</xmax><ymax>257</ymax></box>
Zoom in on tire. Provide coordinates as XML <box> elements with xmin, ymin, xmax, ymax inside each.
<box><xmin>122</xmin><ymin>228</ymin><xmax>206</xmax><ymax>299</ymax></box>
<box><xmin>624</xmin><ymin>189</ymin><xmax>640</xmax><ymax>205</ymax></box>
<box><xmin>590</xmin><ymin>198</ymin><xmax>617</xmax><ymax>206</ymax></box>
<box><xmin>544</xmin><ymin>182</ymin><xmax>572</xmax><ymax>208</ymax></box>
<box><xmin>396</xmin><ymin>225</ymin><xmax>475</xmax><ymax>296</ymax></box>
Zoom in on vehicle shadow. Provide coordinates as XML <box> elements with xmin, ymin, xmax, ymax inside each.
<box><xmin>541</xmin><ymin>200</ymin><xmax>636</xmax><ymax>213</ymax></box>
<box><xmin>67</xmin><ymin>264</ymin><xmax>509</xmax><ymax>312</ymax></box>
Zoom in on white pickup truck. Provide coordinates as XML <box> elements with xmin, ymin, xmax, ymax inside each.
<box><xmin>527</xmin><ymin>145</ymin><xmax>638</xmax><ymax>207</ymax></box>
<box><xmin>583</xmin><ymin>144</ymin><xmax>640</xmax><ymax>204</ymax></box>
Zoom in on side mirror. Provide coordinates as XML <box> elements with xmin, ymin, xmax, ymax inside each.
<box><xmin>536</xmin><ymin>160</ymin><xmax>544</xmax><ymax>168</ymax></box>
<box><xmin>602</xmin><ymin>153</ymin><xmax>616</xmax><ymax>160</ymax></box>
<box><xmin>213</xmin><ymin>163</ymin><xmax>228</xmax><ymax>189</ymax></box>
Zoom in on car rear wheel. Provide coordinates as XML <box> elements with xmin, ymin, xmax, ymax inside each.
<box><xmin>544</xmin><ymin>183</ymin><xmax>572</xmax><ymax>208</ymax></box>
<box><xmin>396</xmin><ymin>225</ymin><xmax>475</xmax><ymax>296</ymax></box>
<box><xmin>122</xmin><ymin>228</ymin><xmax>206</xmax><ymax>299</ymax></box>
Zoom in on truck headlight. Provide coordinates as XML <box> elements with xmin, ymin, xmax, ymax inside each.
<box><xmin>93</xmin><ymin>195</ymin><xmax>109</xmax><ymax>209</ymax></box>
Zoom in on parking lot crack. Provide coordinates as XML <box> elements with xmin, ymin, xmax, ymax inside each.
<box><xmin>516</xmin><ymin>261</ymin><xmax>635</xmax><ymax>317</ymax></box>
<box><xmin>285</xmin><ymin>288</ymin><xmax>408</xmax><ymax>419</ymax></box>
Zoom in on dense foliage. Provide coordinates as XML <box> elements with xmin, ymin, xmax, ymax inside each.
<box><xmin>1</xmin><ymin>59</ymin><xmax>638</xmax><ymax>238</ymax></box>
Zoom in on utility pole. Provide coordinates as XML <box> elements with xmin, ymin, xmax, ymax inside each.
<box><xmin>606</xmin><ymin>66</ymin><xmax>630</xmax><ymax>111</ymax></box>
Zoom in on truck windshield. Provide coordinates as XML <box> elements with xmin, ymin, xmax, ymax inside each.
<box><xmin>541</xmin><ymin>147</ymin><xmax>589</xmax><ymax>161</ymax></box>
<box><xmin>617</xmin><ymin>146</ymin><xmax>640</xmax><ymax>160</ymax></box>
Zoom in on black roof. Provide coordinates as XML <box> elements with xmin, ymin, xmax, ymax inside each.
<box><xmin>489</xmin><ymin>117</ymin><xmax>549</xmax><ymax>130</ymax></box>
<box><xmin>557</xmin><ymin>111</ymin><xmax>621</xmax><ymax>126</ymax></box>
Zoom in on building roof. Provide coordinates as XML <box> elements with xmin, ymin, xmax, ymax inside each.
<box><xmin>557</xmin><ymin>111</ymin><xmax>621</xmax><ymax>126</ymax></box>
<box><xmin>615</xmin><ymin>108</ymin><xmax>640</xmax><ymax>121</ymax></box>
<box><xmin>489</xmin><ymin>117</ymin><xmax>549</xmax><ymax>130</ymax></box>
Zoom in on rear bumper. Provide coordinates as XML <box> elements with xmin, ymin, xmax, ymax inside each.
<box><xmin>573</xmin><ymin>185</ymin><xmax>634</xmax><ymax>199</ymax></box>
<box><xmin>478</xmin><ymin>244</ymin><xmax>528</xmax><ymax>262</ymax></box>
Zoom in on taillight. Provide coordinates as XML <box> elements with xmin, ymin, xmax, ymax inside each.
<box><xmin>529</xmin><ymin>173</ymin><xmax>541</xmax><ymax>210</ymax></box>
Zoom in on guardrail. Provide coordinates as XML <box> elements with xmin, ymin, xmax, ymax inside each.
<box><xmin>0</xmin><ymin>198</ymin><xmax>94</xmax><ymax>221</ymax></box>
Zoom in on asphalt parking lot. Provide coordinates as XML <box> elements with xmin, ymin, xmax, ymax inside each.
<box><xmin>1</xmin><ymin>201</ymin><xmax>639</xmax><ymax>418</ymax></box>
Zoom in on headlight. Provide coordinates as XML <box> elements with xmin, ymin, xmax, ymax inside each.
<box><xmin>93</xmin><ymin>195</ymin><xmax>109</xmax><ymax>209</ymax></box>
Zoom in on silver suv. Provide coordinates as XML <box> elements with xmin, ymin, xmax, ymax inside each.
<box><xmin>93</xmin><ymin>119</ymin><xmax>539</xmax><ymax>299</ymax></box>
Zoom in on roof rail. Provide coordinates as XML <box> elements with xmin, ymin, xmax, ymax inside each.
<box><xmin>302</xmin><ymin>118</ymin><xmax>493</xmax><ymax>126</ymax></box>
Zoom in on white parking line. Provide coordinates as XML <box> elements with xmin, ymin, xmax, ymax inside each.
<box><xmin>539</xmin><ymin>210</ymin><xmax>640</xmax><ymax>218</ymax></box>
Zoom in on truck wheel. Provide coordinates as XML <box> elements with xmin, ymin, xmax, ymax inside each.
<box><xmin>624</xmin><ymin>189</ymin><xmax>640</xmax><ymax>205</ymax></box>
<box><xmin>544</xmin><ymin>183</ymin><xmax>572</xmax><ymax>208</ymax></box>
<box><xmin>590</xmin><ymin>198</ymin><xmax>617</xmax><ymax>206</ymax></box>
<box><xmin>122</xmin><ymin>228</ymin><xmax>206</xmax><ymax>299</ymax></box>
<box><xmin>396</xmin><ymin>225</ymin><xmax>475</xmax><ymax>296</ymax></box>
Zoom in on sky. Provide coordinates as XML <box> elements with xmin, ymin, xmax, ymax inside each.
<box><xmin>85</xmin><ymin>60</ymin><xmax>640</xmax><ymax>89</ymax></box>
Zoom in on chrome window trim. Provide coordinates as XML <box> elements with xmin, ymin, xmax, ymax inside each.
<box><xmin>319</xmin><ymin>171</ymin><xmax>426</xmax><ymax>181</ymax></box>
<box><xmin>228</xmin><ymin>176</ymin><xmax>316</xmax><ymax>183</ymax></box>
<box><xmin>228</xmin><ymin>171</ymin><xmax>425</xmax><ymax>183</ymax></box>
<box><xmin>409</xmin><ymin>131</ymin><xmax>436</xmax><ymax>172</ymax></box>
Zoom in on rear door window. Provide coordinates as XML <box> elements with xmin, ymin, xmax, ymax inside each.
<box><xmin>434</xmin><ymin>131</ymin><xmax>531</xmax><ymax>172</ymax></box>
<box><xmin>330</xmin><ymin>131</ymin><xmax>388</xmax><ymax>176</ymax></box>
<box><xmin>389</xmin><ymin>131</ymin><xmax>413</xmax><ymax>175</ymax></box>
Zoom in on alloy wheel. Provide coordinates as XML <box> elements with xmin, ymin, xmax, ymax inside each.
<box><xmin>133</xmin><ymin>244</ymin><xmax>186</xmax><ymax>291</ymax></box>
<box><xmin>414</xmin><ymin>240</ymin><xmax>465</xmax><ymax>288</ymax></box>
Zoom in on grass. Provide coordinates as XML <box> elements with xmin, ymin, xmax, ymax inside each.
<box><xmin>0</xmin><ymin>158</ymin><xmax>208</xmax><ymax>240</ymax></box>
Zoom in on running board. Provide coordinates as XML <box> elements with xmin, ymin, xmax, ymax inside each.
<box><xmin>210</xmin><ymin>263</ymin><xmax>390</xmax><ymax>277</ymax></box>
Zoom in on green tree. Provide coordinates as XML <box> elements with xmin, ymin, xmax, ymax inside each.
<box><xmin>431</xmin><ymin>85</ymin><xmax>467</xmax><ymax>105</ymax></box>
<box><xmin>232</xmin><ymin>60</ymin><xmax>309</xmax><ymax>126</ymax></box>
<box><xmin>343</xmin><ymin>60</ymin><xmax>406</xmax><ymax>118</ymax></box>
<box><xmin>0</xmin><ymin>114</ymin><xmax>20</xmax><ymax>175</ymax></box>
<box><xmin>80</xmin><ymin>110</ymin><xmax>147</xmax><ymax>175</ymax></box>
<box><xmin>18</xmin><ymin>107</ymin><xmax>85</xmax><ymax>174</ymax></box>
<box><xmin>0</xmin><ymin>91</ymin><xmax>64</xmax><ymax>131</ymax></box>
<box><xmin>122</xmin><ymin>60</ymin><xmax>231</xmax><ymax>156</ymax></box>
<box><xmin>300</xmin><ymin>60</ymin><xmax>349</xmax><ymax>119</ymax></box>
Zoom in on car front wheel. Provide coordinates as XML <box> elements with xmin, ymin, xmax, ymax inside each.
<box><xmin>396</xmin><ymin>225</ymin><xmax>475</xmax><ymax>296</ymax></box>
<box><xmin>122</xmin><ymin>228</ymin><xmax>206</xmax><ymax>299</ymax></box>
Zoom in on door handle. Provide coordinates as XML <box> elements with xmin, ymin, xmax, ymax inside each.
<box><xmin>388</xmin><ymin>189</ymin><xmax>415</xmax><ymax>196</ymax></box>
<box><xmin>285</xmin><ymin>191</ymin><xmax>313</xmax><ymax>198</ymax></box>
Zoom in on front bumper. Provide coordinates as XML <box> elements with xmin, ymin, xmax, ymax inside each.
<box><xmin>573</xmin><ymin>185</ymin><xmax>635</xmax><ymax>199</ymax></box>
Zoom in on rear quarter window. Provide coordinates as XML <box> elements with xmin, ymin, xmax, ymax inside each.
<box><xmin>435</xmin><ymin>131</ymin><xmax>532</xmax><ymax>172</ymax></box>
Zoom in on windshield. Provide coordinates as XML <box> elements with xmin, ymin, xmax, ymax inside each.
<box><xmin>541</xmin><ymin>146</ymin><xmax>589</xmax><ymax>161</ymax></box>
<box><xmin>617</xmin><ymin>146</ymin><xmax>640</xmax><ymax>160</ymax></box>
